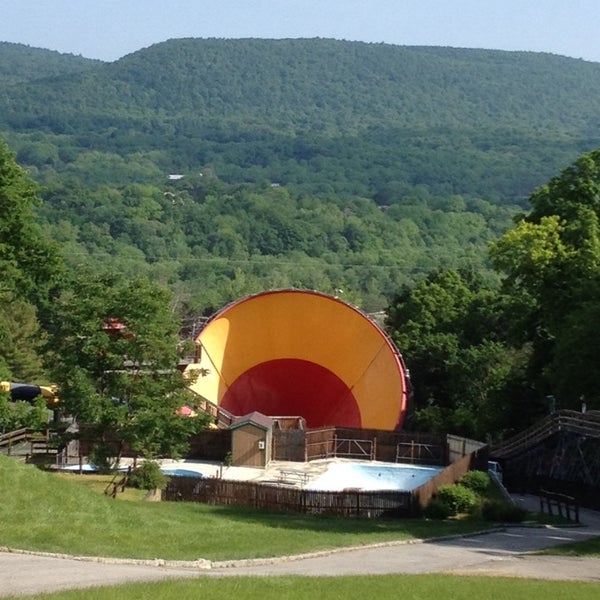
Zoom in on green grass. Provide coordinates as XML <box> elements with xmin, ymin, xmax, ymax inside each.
<box><xmin>3</xmin><ymin>456</ymin><xmax>600</xmax><ymax>599</ymax></box>
<box><xmin>540</xmin><ymin>537</ymin><xmax>600</xmax><ymax>557</ymax></box>
<box><xmin>54</xmin><ymin>472</ymin><xmax>148</xmax><ymax>502</ymax></box>
<box><xmin>4</xmin><ymin>574</ymin><xmax>600</xmax><ymax>600</ymax></box>
<box><xmin>0</xmin><ymin>455</ymin><xmax>490</xmax><ymax>561</ymax></box>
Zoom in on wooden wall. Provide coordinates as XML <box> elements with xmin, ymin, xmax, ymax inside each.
<box><xmin>231</xmin><ymin>423</ymin><xmax>270</xmax><ymax>467</ymax></box>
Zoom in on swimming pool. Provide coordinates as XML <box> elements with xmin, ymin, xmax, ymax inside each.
<box><xmin>305</xmin><ymin>460</ymin><xmax>443</xmax><ymax>492</ymax></box>
<box><xmin>161</xmin><ymin>468</ymin><xmax>204</xmax><ymax>478</ymax></box>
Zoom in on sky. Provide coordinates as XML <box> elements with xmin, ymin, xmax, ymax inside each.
<box><xmin>0</xmin><ymin>0</ymin><xmax>599</xmax><ymax>64</ymax></box>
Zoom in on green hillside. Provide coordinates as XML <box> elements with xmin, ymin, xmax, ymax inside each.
<box><xmin>0</xmin><ymin>41</ymin><xmax>98</xmax><ymax>87</ymax></box>
<box><xmin>1</xmin><ymin>38</ymin><xmax>600</xmax><ymax>311</ymax></box>
<box><xmin>2</xmin><ymin>38</ymin><xmax>600</xmax><ymax>200</ymax></box>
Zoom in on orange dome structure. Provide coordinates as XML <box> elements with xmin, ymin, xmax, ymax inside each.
<box><xmin>185</xmin><ymin>290</ymin><xmax>409</xmax><ymax>430</ymax></box>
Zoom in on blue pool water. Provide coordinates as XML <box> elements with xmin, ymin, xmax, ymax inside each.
<box><xmin>161</xmin><ymin>468</ymin><xmax>204</xmax><ymax>478</ymax></box>
<box><xmin>306</xmin><ymin>461</ymin><xmax>443</xmax><ymax>492</ymax></box>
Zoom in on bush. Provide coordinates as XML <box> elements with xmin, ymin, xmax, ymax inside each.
<box><xmin>434</xmin><ymin>484</ymin><xmax>478</xmax><ymax>515</ymax></box>
<box><xmin>88</xmin><ymin>442</ymin><xmax>115</xmax><ymax>473</ymax></box>
<box><xmin>129</xmin><ymin>460</ymin><xmax>168</xmax><ymax>491</ymax></box>
<box><xmin>423</xmin><ymin>497</ymin><xmax>453</xmax><ymax>520</ymax></box>
<box><xmin>459</xmin><ymin>470</ymin><xmax>491</xmax><ymax>494</ymax></box>
<box><xmin>481</xmin><ymin>500</ymin><xmax>528</xmax><ymax>523</ymax></box>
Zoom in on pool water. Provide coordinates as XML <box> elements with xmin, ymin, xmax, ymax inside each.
<box><xmin>305</xmin><ymin>461</ymin><xmax>443</xmax><ymax>492</ymax></box>
<box><xmin>161</xmin><ymin>468</ymin><xmax>204</xmax><ymax>478</ymax></box>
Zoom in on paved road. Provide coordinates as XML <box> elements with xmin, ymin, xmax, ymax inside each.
<box><xmin>1</xmin><ymin>496</ymin><xmax>600</xmax><ymax>596</ymax></box>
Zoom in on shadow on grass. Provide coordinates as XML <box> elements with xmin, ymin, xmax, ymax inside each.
<box><xmin>199</xmin><ymin>502</ymin><xmax>491</xmax><ymax>539</ymax></box>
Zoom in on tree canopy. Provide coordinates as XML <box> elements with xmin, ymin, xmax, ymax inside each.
<box><xmin>2</xmin><ymin>39</ymin><xmax>600</xmax><ymax>441</ymax></box>
<box><xmin>0</xmin><ymin>141</ymin><xmax>62</xmax><ymax>384</ymax></box>
<box><xmin>45</xmin><ymin>269</ymin><xmax>208</xmax><ymax>460</ymax></box>
<box><xmin>491</xmin><ymin>149</ymin><xmax>600</xmax><ymax>410</ymax></box>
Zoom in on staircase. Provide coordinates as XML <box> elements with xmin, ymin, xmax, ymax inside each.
<box><xmin>188</xmin><ymin>392</ymin><xmax>235</xmax><ymax>428</ymax></box>
<box><xmin>491</xmin><ymin>410</ymin><xmax>600</xmax><ymax>509</ymax></box>
<box><xmin>490</xmin><ymin>410</ymin><xmax>600</xmax><ymax>460</ymax></box>
<box><xmin>0</xmin><ymin>428</ymin><xmax>59</xmax><ymax>460</ymax></box>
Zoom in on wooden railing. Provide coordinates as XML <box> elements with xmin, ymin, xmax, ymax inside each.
<box><xmin>491</xmin><ymin>410</ymin><xmax>600</xmax><ymax>459</ymax></box>
<box><xmin>187</xmin><ymin>392</ymin><xmax>235</xmax><ymax>428</ymax></box>
<box><xmin>0</xmin><ymin>428</ymin><xmax>58</xmax><ymax>456</ymax></box>
<box><xmin>104</xmin><ymin>466</ymin><xmax>132</xmax><ymax>498</ymax></box>
<box><xmin>539</xmin><ymin>489</ymin><xmax>580</xmax><ymax>523</ymax></box>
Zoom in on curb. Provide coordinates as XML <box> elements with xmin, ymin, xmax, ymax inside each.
<box><xmin>0</xmin><ymin>528</ymin><xmax>505</xmax><ymax>571</ymax></box>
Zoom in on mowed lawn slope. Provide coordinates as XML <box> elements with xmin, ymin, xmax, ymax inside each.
<box><xmin>0</xmin><ymin>455</ymin><xmax>487</xmax><ymax>561</ymax></box>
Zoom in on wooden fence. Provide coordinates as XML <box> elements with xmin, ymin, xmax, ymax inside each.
<box><xmin>0</xmin><ymin>428</ymin><xmax>58</xmax><ymax>458</ymax></box>
<box><xmin>298</xmin><ymin>428</ymin><xmax>447</xmax><ymax>464</ymax></box>
<box><xmin>411</xmin><ymin>450</ymin><xmax>488</xmax><ymax>509</ymax></box>
<box><xmin>164</xmin><ymin>476</ymin><xmax>413</xmax><ymax>517</ymax></box>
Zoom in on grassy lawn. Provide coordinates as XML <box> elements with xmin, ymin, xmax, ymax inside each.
<box><xmin>3</xmin><ymin>455</ymin><xmax>600</xmax><ymax>599</ymax></box>
<box><xmin>0</xmin><ymin>455</ymin><xmax>491</xmax><ymax>561</ymax></box>
<box><xmin>541</xmin><ymin>537</ymin><xmax>600</xmax><ymax>558</ymax></box>
<box><xmin>4</xmin><ymin>574</ymin><xmax>600</xmax><ymax>600</ymax></box>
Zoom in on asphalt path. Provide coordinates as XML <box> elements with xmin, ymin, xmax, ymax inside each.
<box><xmin>1</xmin><ymin>495</ymin><xmax>600</xmax><ymax>597</ymax></box>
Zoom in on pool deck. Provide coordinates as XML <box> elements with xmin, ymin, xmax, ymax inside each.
<box><xmin>157</xmin><ymin>457</ymin><xmax>440</xmax><ymax>491</ymax></box>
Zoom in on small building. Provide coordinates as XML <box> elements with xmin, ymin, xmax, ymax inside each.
<box><xmin>230</xmin><ymin>412</ymin><xmax>274</xmax><ymax>468</ymax></box>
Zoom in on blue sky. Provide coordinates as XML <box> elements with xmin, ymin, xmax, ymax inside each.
<box><xmin>1</xmin><ymin>0</ymin><xmax>599</xmax><ymax>63</ymax></box>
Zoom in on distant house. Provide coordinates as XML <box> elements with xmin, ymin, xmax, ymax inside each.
<box><xmin>167</xmin><ymin>174</ymin><xmax>184</xmax><ymax>181</ymax></box>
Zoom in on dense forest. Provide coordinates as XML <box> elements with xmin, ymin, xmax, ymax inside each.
<box><xmin>2</xmin><ymin>38</ymin><xmax>600</xmax><ymax>442</ymax></box>
<box><xmin>1</xmin><ymin>39</ymin><xmax>600</xmax><ymax>313</ymax></box>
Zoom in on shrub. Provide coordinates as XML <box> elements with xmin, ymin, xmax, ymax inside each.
<box><xmin>435</xmin><ymin>484</ymin><xmax>478</xmax><ymax>515</ymax></box>
<box><xmin>423</xmin><ymin>497</ymin><xmax>453</xmax><ymax>520</ymax></box>
<box><xmin>88</xmin><ymin>442</ymin><xmax>115</xmax><ymax>473</ymax></box>
<box><xmin>129</xmin><ymin>460</ymin><xmax>168</xmax><ymax>491</ymax></box>
<box><xmin>459</xmin><ymin>470</ymin><xmax>491</xmax><ymax>494</ymax></box>
<box><xmin>481</xmin><ymin>500</ymin><xmax>528</xmax><ymax>523</ymax></box>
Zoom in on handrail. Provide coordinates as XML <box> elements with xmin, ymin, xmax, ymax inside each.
<box><xmin>104</xmin><ymin>466</ymin><xmax>132</xmax><ymax>498</ymax></box>
<box><xmin>539</xmin><ymin>488</ymin><xmax>579</xmax><ymax>523</ymax></box>
<box><xmin>491</xmin><ymin>410</ymin><xmax>600</xmax><ymax>459</ymax></box>
<box><xmin>0</xmin><ymin>428</ymin><xmax>55</xmax><ymax>453</ymax></box>
<box><xmin>186</xmin><ymin>390</ymin><xmax>235</xmax><ymax>428</ymax></box>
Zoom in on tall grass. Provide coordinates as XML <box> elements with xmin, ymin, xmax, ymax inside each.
<box><xmin>0</xmin><ymin>455</ymin><xmax>488</xmax><ymax>561</ymax></box>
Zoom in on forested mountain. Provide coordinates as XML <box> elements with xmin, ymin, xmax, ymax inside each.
<box><xmin>1</xmin><ymin>38</ymin><xmax>600</xmax><ymax>312</ymax></box>
<box><xmin>0</xmin><ymin>42</ymin><xmax>98</xmax><ymax>87</ymax></box>
<box><xmin>3</xmin><ymin>39</ymin><xmax>600</xmax><ymax>438</ymax></box>
<box><xmin>2</xmin><ymin>39</ymin><xmax>600</xmax><ymax>200</ymax></box>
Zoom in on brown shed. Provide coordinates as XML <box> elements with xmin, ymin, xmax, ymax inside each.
<box><xmin>230</xmin><ymin>412</ymin><xmax>274</xmax><ymax>467</ymax></box>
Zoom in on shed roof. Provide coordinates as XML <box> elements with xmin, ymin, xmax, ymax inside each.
<box><xmin>230</xmin><ymin>411</ymin><xmax>274</xmax><ymax>431</ymax></box>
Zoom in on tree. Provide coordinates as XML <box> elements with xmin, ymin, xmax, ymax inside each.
<box><xmin>0</xmin><ymin>138</ymin><xmax>62</xmax><ymax>386</ymax></box>
<box><xmin>0</xmin><ymin>293</ymin><xmax>46</xmax><ymax>382</ymax></box>
<box><xmin>0</xmin><ymin>139</ymin><xmax>62</xmax><ymax>308</ymax></box>
<box><xmin>46</xmin><ymin>269</ymin><xmax>208</xmax><ymax>461</ymax></box>
<box><xmin>386</xmin><ymin>270</ymin><xmax>531</xmax><ymax>440</ymax></box>
<box><xmin>490</xmin><ymin>149</ymin><xmax>600</xmax><ymax>410</ymax></box>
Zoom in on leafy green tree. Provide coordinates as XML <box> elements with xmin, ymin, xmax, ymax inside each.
<box><xmin>0</xmin><ymin>139</ymin><xmax>62</xmax><ymax>389</ymax></box>
<box><xmin>387</xmin><ymin>270</ymin><xmax>530</xmax><ymax>440</ymax></box>
<box><xmin>491</xmin><ymin>149</ymin><xmax>600</xmax><ymax>409</ymax></box>
<box><xmin>46</xmin><ymin>270</ymin><xmax>208</xmax><ymax>460</ymax></box>
<box><xmin>0</xmin><ymin>139</ymin><xmax>62</xmax><ymax>309</ymax></box>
